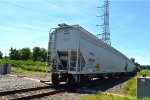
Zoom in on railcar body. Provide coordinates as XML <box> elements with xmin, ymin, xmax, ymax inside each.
<box><xmin>47</xmin><ymin>24</ymin><xmax>136</xmax><ymax>86</ymax></box>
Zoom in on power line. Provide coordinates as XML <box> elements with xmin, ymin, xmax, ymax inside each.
<box><xmin>0</xmin><ymin>0</ymin><xmax>101</xmax><ymax>27</ymax></box>
<box><xmin>0</xmin><ymin>0</ymin><xmax>102</xmax><ymax>34</ymax></box>
<box><xmin>0</xmin><ymin>1</ymin><xmax>68</xmax><ymax>20</ymax></box>
<box><xmin>44</xmin><ymin>0</ymin><xmax>98</xmax><ymax>17</ymax></box>
<box><xmin>0</xmin><ymin>0</ymin><xmax>99</xmax><ymax>20</ymax></box>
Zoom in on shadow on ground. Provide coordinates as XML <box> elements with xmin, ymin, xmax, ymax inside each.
<box><xmin>50</xmin><ymin>77</ymin><xmax>133</xmax><ymax>94</ymax></box>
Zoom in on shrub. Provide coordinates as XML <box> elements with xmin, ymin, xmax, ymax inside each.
<box><xmin>0</xmin><ymin>59</ymin><xmax>46</xmax><ymax>72</ymax></box>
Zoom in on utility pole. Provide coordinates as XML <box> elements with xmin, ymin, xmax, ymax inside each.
<box><xmin>97</xmin><ymin>0</ymin><xmax>111</xmax><ymax>45</ymax></box>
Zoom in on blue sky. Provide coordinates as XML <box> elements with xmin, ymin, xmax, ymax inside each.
<box><xmin>0</xmin><ymin>0</ymin><xmax>150</xmax><ymax>65</ymax></box>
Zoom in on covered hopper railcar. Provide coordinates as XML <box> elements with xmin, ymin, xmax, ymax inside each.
<box><xmin>47</xmin><ymin>24</ymin><xmax>136</xmax><ymax>87</ymax></box>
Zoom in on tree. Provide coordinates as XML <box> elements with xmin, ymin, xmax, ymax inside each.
<box><xmin>0</xmin><ymin>51</ymin><xmax>3</xmax><ymax>59</ymax></box>
<box><xmin>134</xmin><ymin>62</ymin><xmax>140</xmax><ymax>67</ymax></box>
<box><xmin>130</xmin><ymin>58</ymin><xmax>141</xmax><ymax>71</ymax></box>
<box><xmin>9</xmin><ymin>47</ymin><xmax>20</xmax><ymax>60</ymax></box>
<box><xmin>20</xmin><ymin>48</ymin><xmax>31</xmax><ymax>60</ymax></box>
<box><xmin>32</xmin><ymin>47</ymin><xmax>41</xmax><ymax>61</ymax></box>
<box><xmin>40</xmin><ymin>48</ymin><xmax>47</xmax><ymax>62</ymax></box>
<box><xmin>32</xmin><ymin>47</ymin><xmax>47</xmax><ymax>62</ymax></box>
<box><xmin>130</xmin><ymin>58</ymin><xmax>135</xmax><ymax>63</ymax></box>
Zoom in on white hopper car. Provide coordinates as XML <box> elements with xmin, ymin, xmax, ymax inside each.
<box><xmin>47</xmin><ymin>24</ymin><xmax>137</xmax><ymax>87</ymax></box>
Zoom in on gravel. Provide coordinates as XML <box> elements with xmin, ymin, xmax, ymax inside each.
<box><xmin>11</xmin><ymin>73</ymin><xmax>52</xmax><ymax>81</ymax></box>
<box><xmin>106</xmin><ymin>80</ymin><xmax>128</xmax><ymax>93</ymax></box>
<box><xmin>41</xmin><ymin>92</ymin><xmax>88</xmax><ymax>100</ymax></box>
<box><xmin>0</xmin><ymin>74</ymin><xmax>130</xmax><ymax>100</ymax></box>
<box><xmin>0</xmin><ymin>74</ymin><xmax>88</xmax><ymax>100</ymax></box>
<box><xmin>0</xmin><ymin>74</ymin><xmax>47</xmax><ymax>92</ymax></box>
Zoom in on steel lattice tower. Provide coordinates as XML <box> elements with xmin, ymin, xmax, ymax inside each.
<box><xmin>98</xmin><ymin>0</ymin><xmax>111</xmax><ymax>45</ymax></box>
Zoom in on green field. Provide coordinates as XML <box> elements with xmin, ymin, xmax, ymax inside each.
<box><xmin>0</xmin><ymin>59</ymin><xmax>47</xmax><ymax>74</ymax></box>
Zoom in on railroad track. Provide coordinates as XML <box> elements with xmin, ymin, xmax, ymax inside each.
<box><xmin>0</xmin><ymin>76</ymin><xmax>133</xmax><ymax>100</ymax></box>
<box><xmin>0</xmin><ymin>85</ymin><xmax>66</xmax><ymax>100</ymax></box>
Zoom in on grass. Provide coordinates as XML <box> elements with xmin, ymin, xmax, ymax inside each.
<box><xmin>112</xmin><ymin>77</ymin><xmax>136</xmax><ymax>97</ymax></box>
<box><xmin>0</xmin><ymin>59</ymin><xmax>45</xmax><ymax>66</ymax></box>
<box><xmin>80</xmin><ymin>78</ymin><xmax>137</xmax><ymax>100</ymax></box>
<box><xmin>80</xmin><ymin>70</ymin><xmax>150</xmax><ymax>100</ymax></box>
<box><xmin>81</xmin><ymin>92</ymin><xmax>136</xmax><ymax>100</ymax></box>
<box><xmin>137</xmin><ymin>70</ymin><xmax>150</xmax><ymax>77</ymax></box>
<box><xmin>0</xmin><ymin>59</ymin><xmax>47</xmax><ymax>73</ymax></box>
<box><xmin>140</xmin><ymin>98</ymin><xmax>150</xmax><ymax>100</ymax></box>
<box><xmin>81</xmin><ymin>92</ymin><xmax>150</xmax><ymax>100</ymax></box>
<box><xmin>19</xmin><ymin>65</ymin><xmax>45</xmax><ymax>72</ymax></box>
<box><xmin>11</xmin><ymin>67</ymin><xmax>48</xmax><ymax>77</ymax></box>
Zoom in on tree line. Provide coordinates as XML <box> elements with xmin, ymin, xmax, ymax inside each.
<box><xmin>0</xmin><ymin>49</ymin><xmax>147</xmax><ymax>68</ymax></box>
<box><xmin>130</xmin><ymin>58</ymin><xmax>150</xmax><ymax>70</ymax></box>
<box><xmin>0</xmin><ymin>47</ymin><xmax>47</xmax><ymax>62</ymax></box>
<box><xmin>130</xmin><ymin>58</ymin><xmax>140</xmax><ymax>67</ymax></box>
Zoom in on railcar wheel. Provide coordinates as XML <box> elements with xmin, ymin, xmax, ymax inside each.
<box><xmin>52</xmin><ymin>73</ymin><xmax>59</xmax><ymax>85</ymax></box>
<box><xmin>66</xmin><ymin>75</ymin><xmax>77</xmax><ymax>90</ymax></box>
<box><xmin>80</xmin><ymin>75</ymin><xmax>90</xmax><ymax>86</ymax></box>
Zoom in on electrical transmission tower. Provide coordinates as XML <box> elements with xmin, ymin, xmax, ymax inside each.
<box><xmin>97</xmin><ymin>0</ymin><xmax>111</xmax><ymax>45</ymax></box>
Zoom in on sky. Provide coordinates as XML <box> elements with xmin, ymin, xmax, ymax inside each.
<box><xmin>0</xmin><ymin>0</ymin><xmax>150</xmax><ymax>65</ymax></box>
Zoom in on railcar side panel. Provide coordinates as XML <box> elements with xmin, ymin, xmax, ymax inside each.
<box><xmin>79</xmin><ymin>33</ymin><xmax>128</xmax><ymax>73</ymax></box>
<box><xmin>55</xmin><ymin>28</ymin><xmax>78</xmax><ymax>50</ymax></box>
